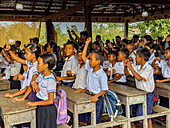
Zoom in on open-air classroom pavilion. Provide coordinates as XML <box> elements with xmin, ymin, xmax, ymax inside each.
<box><xmin>0</xmin><ymin>0</ymin><xmax>169</xmax><ymax>42</ymax></box>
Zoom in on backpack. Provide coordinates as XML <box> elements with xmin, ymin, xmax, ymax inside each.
<box><xmin>54</xmin><ymin>90</ymin><xmax>70</xmax><ymax>125</ymax></box>
<box><xmin>153</xmin><ymin>87</ymin><xmax>159</xmax><ymax>106</ymax></box>
<box><xmin>103</xmin><ymin>89</ymin><xmax>123</xmax><ymax>120</ymax></box>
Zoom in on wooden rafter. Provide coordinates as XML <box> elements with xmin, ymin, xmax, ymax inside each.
<box><xmin>32</xmin><ymin>0</ymin><xmax>36</xmax><ymax>11</ymax></box>
<box><xmin>46</xmin><ymin>0</ymin><xmax>53</xmax><ymax>13</ymax></box>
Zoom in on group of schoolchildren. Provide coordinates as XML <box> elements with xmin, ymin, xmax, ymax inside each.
<box><xmin>0</xmin><ymin>30</ymin><xmax>170</xmax><ymax>128</ymax></box>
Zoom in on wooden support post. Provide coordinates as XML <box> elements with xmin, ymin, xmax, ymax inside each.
<box><xmin>46</xmin><ymin>19</ymin><xmax>54</xmax><ymax>43</ymax></box>
<box><xmin>124</xmin><ymin>20</ymin><xmax>129</xmax><ymax>39</ymax></box>
<box><xmin>84</xmin><ymin>0</ymin><xmax>92</xmax><ymax>52</ymax></box>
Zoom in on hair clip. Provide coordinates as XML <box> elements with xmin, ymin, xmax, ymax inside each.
<box><xmin>33</xmin><ymin>48</ymin><xmax>37</xmax><ymax>52</ymax></box>
<box><xmin>51</xmin><ymin>70</ymin><xmax>53</xmax><ymax>72</ymax></box>
<box><xmin>27</xmin><ymin>46</ymin><xmax>31</xmax><ymax>49</ymax></box>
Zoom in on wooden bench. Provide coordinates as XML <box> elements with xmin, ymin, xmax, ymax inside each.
<box><xmin>0</xmin><ymin>89</ymin><xmax>36</xmax><ymax>128</ymax></box>
<box><xmin>57</xmin><ymin>123</ymin><xmax>70</xmax><ymax>128</ymax></box>
<box><xmin>96</xmin><ymin>115</ymin><xmax>128</xmax><ymax>128</ymax></box>
<box><xmin>58</xmin><ymin>85</ymin><xmax>96</xmax><ymax>128</ymax></box>
<box><xmin>0</xmin><ymin>79</ymin><xmax>10</xmax><ymax>90</ymax></box>
<box><xmin>148</xmin><ymin>105</ymin><xmax>170</xmax><ymax>128</ymax></box>
<box><xmin>109</xmin><ymin>83</ymin><xmax>148</xmax><ymax>128</ymax></box>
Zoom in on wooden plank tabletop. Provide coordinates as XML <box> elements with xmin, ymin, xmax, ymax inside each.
<box><xmin>156</xmin><ymin>82</ymin><xmax>170</xmax><ymax>90</ymax></box>
<box><xmin>109</xmin><ymin>83</ymin><xmax>147</xmax><ymax>97</ymax></box>
<box><xmin>0</xmin><ymin>89</ymin><xmax>36</xmax><ymax>115</ymax></box>
<box><xmin>58</xmin><ymin>85</ymin><xmax>92</xmax><ymax>104</ymax></box>
<box><xmin>0</xmin><ymin>79</ymin><xmax>10</xmax><ymax>85</ymax></box>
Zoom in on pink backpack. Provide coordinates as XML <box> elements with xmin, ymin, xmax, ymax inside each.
<box><xmin>54</xmin><ymin>90</ymin><xmax>70</xmax><ymax>125</ymax></box>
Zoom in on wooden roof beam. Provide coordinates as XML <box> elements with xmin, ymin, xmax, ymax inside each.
<box><xmin>32</xmin><ymin>0</ymin><xmax>36</xmax><ymax>11</ymax></box>
<box><xmin>46</xmin><ymin>0</ymin><xmax>53</xmax><ymax>13</ymax></box>
<box><xmin>45</xmin><ymin>0</ymin><xmax>109</xmax><ymax>20</ymax></box>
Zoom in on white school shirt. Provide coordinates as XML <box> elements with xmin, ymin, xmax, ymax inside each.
<box><xmin>61</xmin><ymin>55</ymin><xmax>78</xmax><ymax>83</ymax></box>
<box><xmin>85</xmin><ymin>59</ymin><xmax>108</xmax><ymax>94</ymax></box>
<box><xmin>10</xmin><ymin>61</ymin><xmax>21</xmax><ymax>76</ymax></box>
<box><xmin>20</xmin><ymin>71</ymin><xmax>28</xmax><ymax>90</ymax></box>
<box><xmin>2</xmin><ymin>63</ymin><xmax>11</xmax><ymax>79</ymax></box>
<box><xmin>0</xmin><ymin>54</ymin><xmax>8</xmax><ymax>69</ymax></box>
<box><xmin>36</xmin><ymin>73</ymin><xmax>57</xmax><ymax>101</ymax></box>
<box><xmin>148</xmin><ymin>53</ymin><xmax>155</xmax><ymax>65</ymax></box>
<box><xmin>128</xmin><ymin>62</ymin><xmax>155</xmax><ymax>92</ymax></box>
<box><xmin>129</xmin><ymin>50</ymin><xmax>136</xmax><ymax>66</ymax></box>
<box><xmin>26</xmin><ymin>61</ymin><xmax>39</xmax><ymax>87</ymax></box>
<box><xmin>158</xmin><ymin>59</ymin><xmax>170</xmax><ymax>78</ymax></box>
<box><xmin>108</xmin><ymin>62</ymin><xmax>126</xmax><ymax>83</ymax></box>
<box><xmin>72</xmin><ymin>64</ymin><xmax>87</xmax><ymax>90</ymax></box>
<box><xmin>103</xmin><ymin>60</ymin><xmax>110</xmax><ymax>69</ymax></box>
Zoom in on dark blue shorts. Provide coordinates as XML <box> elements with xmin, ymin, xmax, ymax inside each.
<box><xmin>136</xmin><ymin>92</ymin><xmax>154</xmax><ymax>117</ymax></box>
<box><xmin>79</xmin><ymin>96</ymin><xmax>103</xmax><ymax>124</ymax></box>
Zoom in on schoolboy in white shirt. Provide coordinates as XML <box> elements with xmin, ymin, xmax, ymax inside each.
<box><xmin>124</xmin><ymin>48</ymin><xmax>154</xmax><ymax>128</ymax></box>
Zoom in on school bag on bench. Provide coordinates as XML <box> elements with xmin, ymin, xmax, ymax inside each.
<box><xmin>54</xmin><ymin>90</ymin><xmax>70</xmax><ymax>125</ymax></box>
<box><xmin>103</xmin><ymin>89</ymin><xmax>123</xmax><ymax>121</ymax></box>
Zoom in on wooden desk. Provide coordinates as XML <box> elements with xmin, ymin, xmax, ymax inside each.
<box><xmin>155</xmin><ymin>82</ymin><xmax>170</xmax><ymax>108</ymax></box>
<box><xmin>126</xmin><ymin>77</ymin><xmax>170</xmax><ymax>108</ymax></box>
<box><xmin>0</xmin><ymin>90</ymin><xmax>36</xmax><ymax>128</ymax></box>
<box><xmin>58</xmin><ymin>85</ymin><xmax>96</xmax><ymax>128</ymax></box>
<box><xmin>109</xmin><ymin>83</ymin><xmax>148</xmax><ymax>128</ymax></box>
<box><xmin>0</xmin><ymin>79</ymin><xmax>10</xmax><ymax>90</ymax></box>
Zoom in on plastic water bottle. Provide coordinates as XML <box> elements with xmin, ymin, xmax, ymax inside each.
<box><xmin>116</xmin><ymin>100</ymin><xmax>121</xmax><ymax>112</ymax></box>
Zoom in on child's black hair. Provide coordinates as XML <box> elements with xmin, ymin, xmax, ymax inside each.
<box><xmin>133</xmin><ymin>35</ymin><xmax>139</xmax><ymax>39</ymax></box>
<box><xmin>165</xmin><ymin>47</ymin><xmax>170</xmax><ymax>52</ymax></box>
<box><xmin>96</xmin><ymin>35</ymin><xmax>101</xmax><ymax>39</ymax></box>
<box><xmin>26</xmin><ymin>43</ymin><xmax>40</xmax><ymax>59</ymax></box>
<box><xmin>144</xmin><ymin>35</ymin><xmax>153</xmax><ymax>43</ymax></box>
<box><xmin>113</xmin><ymin>47</ymin><xmax>120</xmax><ymax>52</ymax></box>
<box><xmin>66</xmin><ymin>40</ymin><xmax>76</xmax><ymax>49</ymax></box>
<box><xmin>77</xmin><ymin>48</ymin><xmax>83</xmax><ymax>54</ymax></box>
<box><xmin>0</xmin><ymin>47</ymin><xmax>3</xmax><ymax>53</ymax></box>
<box><xmin>15</xmin><ymin>41</ymin><xmax>21</xmax><ymax>47</ymax></box>
<box><xmin>43</xmin><ymin>43</ymin><xmax>48</xmax><ymax>52</ymax></box>
<box><xmin>120</xmin><ymin>48</ymin><xmax>129</xmax><ymax>58</ymax></box>
<box><xmin>122</xmin><ymin>39</ymin><xmax>128</xmax><ymax>44</ymax></box>
<box><xmin>137</xmin><ymin>48</ymin><xmax>151</xmax><ymax>61</ymax></box>
<box><xmin>93</xmin><ymin>41</ymin><xmax>100</xmax><ymax>46</ymax></box>
<box><xmin>108</xmin><ymin>51</ymin><xmax>118</xmax><ymax>60</ymax></box>
<box><xmin>48</xmin><ymin>41</ymin><xmax>57</xmax><ymax>53</ymax></box>
<box><xmin>40</xmin><ymin>53</ymin><xmax>56</xmax><ymax>70</ymax></box>
<box><xmin>33</xmin><ymin>37</ymin><xmax>39</xmax><ymax>44</ymax></box>
<box><xmin>116</xmin><ymin>36</ymin><xmax>121</xmax><ymax>40</ymax></box>
<box><xmin>145</xmin><ymin>42</ymin><xmax>155</xmax><ymax>51</ymax></box>
<box><xmin>11</xmin><ymin>45</ymin><xmax>17</xmax><ymax>53</ymax></box>
<box><xmin>92</xmin><ymin>49</ymin><xmax>104</xmax><ymax>65</ymax></box>
<box><xmin>80</xmin><ymin>31</ymin><xmax>88</xmax><ymax>38</ymax></box>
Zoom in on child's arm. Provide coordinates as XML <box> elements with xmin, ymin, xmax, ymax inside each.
<box><xmin>27</xmin><ymin>92</ymin><xmax>55</xmax><ymax>107</ymax></box>
<box><xmin>99</xmin><ymin>42</ymin><xmax>109</xmax><ymax>54</ymax></box>
<box><xmin>156</xmin><ymin>78</ymin><xmax>170</xmax><ymax>83</ymax></box>
<box><xmin>13</xmin><ymin>74</ymin><xmax>25</xmax><ymax>81</ymax></box>
<box><xmin>71</xmin><ymin>30</ymin><xmax>82</xmax><ymax>42</ymax></box>
<box><xmin>128</xmin><ymin>57</ymin><xmax>133</xmax><ymax>62</ymax></box>
<box><xmin>12</xmin><ymin>74</ymin><xmax>38</xmax><ymax>102</ymax></box>
<box><xmin>153</xmin><ymin>68</ymin><xmax>159</xmax><ymax>74</ymax></box>
<box><xmin>2</xmin><ymin>51</ymin><xmax>14</xmax><ymax>64</ymax></box>
<box><xmin>126</xmin><ymin>60</ymin><xmax>143</xmax><ymax>81</ymax></box>
<box><xmin>56</xmin><ymin>76</ymin><xmax>76</xmax><ymax>81</ymax></box>
<box><xmin>108</xmin><ymin>74</ymin><xmax>123</xmax><ymax>84</ymax></box>
<box><xmin>5</xmin><ymin>87</ymin><xmax>27</xmax><ymax>98</ymax></box>
<box><xmin>5</xmin><ymin>44</ymin><xmax>26</xmax><ymax>64</ymax></box>
<box><xmin>90</xmin><ymin>91</ymin><xmax>106</xmax><ymax>102</ymax></box>
<box><xmin>82</xmin><ymin>37</ymin><xmax>92</xmax><ymax>63</ymax></box>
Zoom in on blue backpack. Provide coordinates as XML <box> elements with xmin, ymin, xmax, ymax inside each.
<box><xmin>103</xmin><ymin>89</ymin><xmax>123</xmax><ymax>119</ymax></box>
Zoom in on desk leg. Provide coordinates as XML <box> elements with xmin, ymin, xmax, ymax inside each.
<box><xmin>4</xmin><ymin>116</ymin><xmax>10</xmax><ymax>128</ymax></box>
<box><xmin>91</xmin><ymin>103</ymin><xmax>96</xmax><ymax>127</ymax></box>
<box><xmin>143</xmin><ymin>95</ymin><xmax>148</xmax><ymax>128</ymax></box>
<box><xmin>31</xmin><ymin>110</ymin><xmax>36</xmax><ymax>128</ymax></box>
<box><xmin>126</xmin><ymin>97</ymin><xmax>131</xmax><ymax>128</ymax></box>
<box><xmin>166</xmin><ymin>113</ymin><xmax>170</xmax><ymax>128</ymax></box>
<box><xmin>73</xmin><ymin>104</ymin><xmax>78</xmax><ymax>128</ymax></box>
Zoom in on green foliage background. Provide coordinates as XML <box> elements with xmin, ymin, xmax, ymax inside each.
<box><xmin>0</xmin><ymin>19</ymin><xmax>170</xmax><ymax>48</ymax></box>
